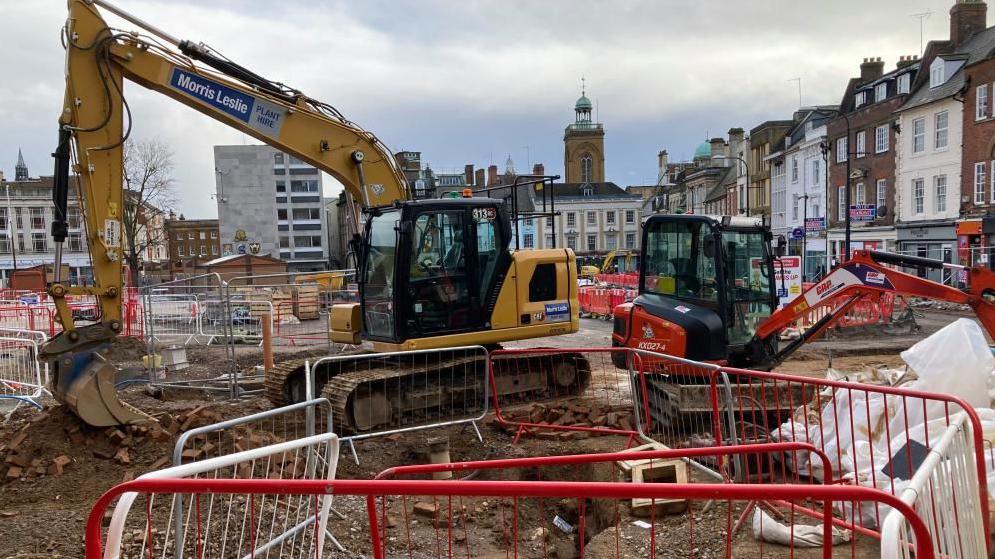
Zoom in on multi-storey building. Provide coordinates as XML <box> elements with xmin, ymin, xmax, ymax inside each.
<box><xmin>896</xmin><ymin>2</ymin><xmax>995</xmax><ymax>280</ymax></box>
<box><xmin>766</xmin><ymin>108</ymin><xmax>835</xmax><ymax>278</ymax></box>
<box><xmin>533</xmin><ymin>182</ymin><xmax>643</xmax><ymax>254</ymax></box>
<box><xmin>827</xmin><ymin>57</ymin><xmax>920</xmax><ymax>261</ymax></box>
<box><xmin>0</xmin><ymin>152</ymin><xmax>90</xmax><ymax>284</ymax></box>
<box><xmin>214</xmin><ymin>145</ymin><xmax>330</xmax><ymax>273</ymax></box>
<box><xmin>164</xmin><ymin>216</ymin><xmax>221</xmax><ymax>278</ymax></box>
<box><xmin>748</xmin><ymin>120</ymin><xmax>793</xmax><ymax>217</ymax></box>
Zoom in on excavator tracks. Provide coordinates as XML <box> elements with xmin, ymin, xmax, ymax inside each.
<box><xmin>264</xmin><ymin>349</ymin><xmax>592</xmax><ymax>435</ymax></box>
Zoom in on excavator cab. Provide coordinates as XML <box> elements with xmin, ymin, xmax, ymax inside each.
<box><xmin>613</xmin><ymin>214</ymin><xmax>778</xmax><ymax>363</ymax></box>
<box><xmin>349</xmin><ymin>198</ymin><xmax>511</xmax><ymax>344</ymax></box>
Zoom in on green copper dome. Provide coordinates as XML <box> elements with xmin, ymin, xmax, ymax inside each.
<box><xmin>693</xmin><ymin>141</ymin><xmax>711</xmax><ymax>160</ymax></box>
<box><xmin>575</xmin><ymin>94</ymin><xmax>593</xmax><ymax>110</ymax></box>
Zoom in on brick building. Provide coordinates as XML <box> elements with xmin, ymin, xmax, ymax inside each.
<box><xmin>827</xmin><ymin>56</ymin><xmax>920</xmax><ymax>260</ymax></box>
<box><xmin>164</xmin><ymin>216</ymin><xmax>220</xmax><ymax>278</ymax></box>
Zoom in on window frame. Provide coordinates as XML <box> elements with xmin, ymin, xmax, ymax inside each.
<box><xmin>838</xmin><ymin>185</ymin><xmax>847</xmax><ymax>220</ymax></box>
<box><xmin>836</xmin><ymin>137</ymin><xmax>848</xmax><ymax>163</ymax></box>
<box><xmin>975</xmin><ymin>162</ymin><xmax>987</xmax><ymax>204</ymax></box>
<box><xmin>978</xmin><ymin>85</ymin><xmax>990</xmax><ymax>120</ymax></box>
<box><xmin>934</xmin><ymin>110</ymin><xmax>949</xmax><ymax>149</ymax></box>
<box><xmin>913</xmin><ymin>178</ymin><xmax>925</xmax><ymax>215</ymax></box>
<box><xmin>875</xmin><ymin>125</ymin><xmax>889</xmax><ymax>153</ymax></box>
<box><xmin>855</xmin><ymin>131</ymin><xmax>866</xmax><ymax>158</ymax></box>
<box><xmin>912</xmin><ymin>117</ymin><xmax>926</xmax><ymax>153</ymax></box>
<box><xmin>935</xmin><ymin>175</ymin><xmax>947</xmax><ymax>213</ymax></box>
<box><xmin>876</xmin><ymin>179</ymin><xmax>887</xmax><ymax>211</ymax></box>
<box><xmin>874</xmin><ymin>82</ymin><xmax>887</xmax><ymax>102</ymax></box>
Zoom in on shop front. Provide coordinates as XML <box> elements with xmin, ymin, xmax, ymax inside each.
<box><xmin>826</xmin><ymin>225</ymin><xmax>897</xmax><ymax>268</ymax></box>
<box><xmin>896</xmin><ymin>221</ymin><xmax>957</xmax><ymax>284</ymax></box>
<box><xmin>956</xmin><ymin>218</ymin><xmax>995</xmax><ymax>270</ymax></box>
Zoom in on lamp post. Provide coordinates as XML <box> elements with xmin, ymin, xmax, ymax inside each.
<box><xmin>820</xmin><ymin>108</ymin><xmax>853</xmax><ymax>261</ymax></box>
<box><xmin>711</xmin><ymin>155</ymin><xmax>751</xmax><ymax>216</ymax></box>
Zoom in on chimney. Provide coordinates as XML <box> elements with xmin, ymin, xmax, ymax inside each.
<box><xmin>474</xmin><ymin>168</ymin><xmax>485</xmax><ymax>189</ymax></box>
<box><xmin>657</xmin><ymin>150</ymin><xmax>669</xmax><ymax>173</ymax></box>
<box><xmin>859</xmin><ymin>57</ymin><xmax>885</xmax><ymax>82</ymax></box>
<box><xmin>532</xmin><ymin>163</ymin><xmax>545</xmax><ymax>176</ymax></box>
<box><xmin>951</xmin><ymin>0</ymin><xmax>987</xmax><ymax>46</ymax></box>
<box><xmin>709</xmin><ymin>137</ymin><xmax>727</xmax><ymax>162</ymax></box>
<box><xmin>727</xmin><ymin>128</ymin><xmax>745</xmax><ymax>163</ymax></box>
<box><xmin>464</xmin><ymin>164</ymin><xmax>474</xmax><ymax>186</ymax></box>
<box><xmin>487</xmin><ymin>165</ymin><xmax>498</xmax><ymax>186</ymax></box>
<box><xmin>896</xmin><ymin>54</ymin><xmax>920</xmax><ymax>69</ymax></box>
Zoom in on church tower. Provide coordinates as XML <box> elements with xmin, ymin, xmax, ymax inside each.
<box><xmin>563</xmin><ymin>80</ymin><xmax>605</xmax><ymax>184</ymax></box>
<box><xmin>15</xmin><ymin>149</ymin><xmax>28</xmax><ymax>181</ymax></box>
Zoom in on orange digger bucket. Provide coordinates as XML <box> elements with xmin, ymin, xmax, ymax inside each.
<box><xmin>51</xmin><ymin>352</ymin><xmax>152</xmax><ymax>427</ymax></box>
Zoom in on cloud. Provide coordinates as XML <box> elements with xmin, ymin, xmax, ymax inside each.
<box><xmin>1</xmin><ymin>0</ymin><xmax>954</xmax><ymax>216</ymax></box>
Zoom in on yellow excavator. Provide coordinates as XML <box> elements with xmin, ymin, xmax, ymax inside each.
<box><xmin>46</xmin><ymin>0</ymin><xmax>588</xmax><ymax>428</ymax></box>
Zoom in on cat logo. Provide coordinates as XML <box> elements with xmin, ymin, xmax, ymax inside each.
<box><xmin>642</xmin><ymin>324</ymin><xmax>654</xmax><ymax>338</ymax></box>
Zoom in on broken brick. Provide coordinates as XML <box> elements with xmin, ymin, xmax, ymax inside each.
<box><xmin>7</xmin><ymin>431</ymin><xmax>27</xmax><ymax>451</ymax></box>
<box><xmin>180</xmin><ymin>448</ymin><xmax>202</xmax><ymax>462</ymax></box>
<box><xmin>413</xmin><ymin>502</ymin><xmax>438</xmax><ymax>517</ymax></box>
<box><xmin>6</xmin><ymin>466</ymin><xmax>22</xmax><ymax>479</ymax></box>
<box><xmin>106</xmin><ymin>429</ymin><xmax>127</xmax><ymax>445</ymax></box>
<box><xmin>149</xmin><ymin>457</ymin><xmax>170</xmax><ymax>470</ymax></box>
<box><xmin>114</xmin><ymin>448</ymin><xmax>131</xmax><ymax>465</ymax></box>
<box><xmin>92</xmin><ymin>447</ymin><xmax>116</xmax><ymax>460</ymax></box>
<box><xmin>5</xmin><ymin>453</ymin><xmax>32</xmax><ymax>469</ymax></box>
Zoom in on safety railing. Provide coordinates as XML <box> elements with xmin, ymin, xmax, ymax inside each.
<box><xmin>879</xmin><ymin>412</ymin><xmax>986</xmax><ymax>558</ymax></box>
<box><xmin>86</xmin><ymin>453</ymin><xmax>940</xmax><ymax>559</ymax></box>
<box><xmin>103</xmin><ymin>433</ymin><xmax>340</xmax><ymax>559</ymax></box>
<box><xmin>0</xmin><ymin>335</ymin><xmax>49</xmax><ymax>411</ymax></box>
<box><xmin>308</xmin><ymin>345</ymin><xmax>490</xmax><ymax>462</ymax></box>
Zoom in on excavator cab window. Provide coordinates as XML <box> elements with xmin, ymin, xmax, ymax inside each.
<box><xmin>721</xmin><ymin>229</ymin><xmax>775</xmax><ymax>345</ymax></box>
<box><xmin>362</xmin><ymin>211</ymin><xmax>399</xmax><ymax>339</ymax></box>
<box><xmin>642</xmin><ymin>220</ymin><xmax>718</xmax><ymax>303</ymax></box>
<box><xmin>407</xmin><ymin>211</ymin><xmax>471</xmax><ymax>334</ymax></box>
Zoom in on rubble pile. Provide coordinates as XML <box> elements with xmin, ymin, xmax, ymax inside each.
<box><xmin>493</xmin><ymin>401</ymin><xmax>636</xmax><ymax>438</ymax></box>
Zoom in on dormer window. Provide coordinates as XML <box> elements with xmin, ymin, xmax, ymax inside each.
<box><xmin>582</xmin><ymin>185</ymin><xmax>594</xmax><ymax>196</ymax></box>
<box><xmin>898</xmin><ymin>73</ymin><xmax>911</xmax><ymax>94</ymax></box>
<box><xmin>930</xmin><ymin>58</ymin><xmax>945</xmax><ymax>87</ymax></box>
<box><xmin>874</xmin><ymin>82</ymin><xmax>887</xmax><ymax>102</ymax></box>
<box><xmin>855</xmin><ymin>91</ymin><xmax>867</xmax><ymax>107</ymax></box>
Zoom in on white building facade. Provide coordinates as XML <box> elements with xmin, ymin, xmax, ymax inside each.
<box><xmin>531</xmin><ymin>183</ymin><xmax>643</xmax><ymax>255</ymax></box>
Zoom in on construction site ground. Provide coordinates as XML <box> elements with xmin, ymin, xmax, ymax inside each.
<box><xmin>0</xmin><ymin>308</ymin><xmax>971</xmax><ymax>558</ymax></box>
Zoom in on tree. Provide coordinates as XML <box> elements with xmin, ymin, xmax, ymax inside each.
<box><xmin>122</xmin><ymin>137</ymin><xmax>176</xmax><ymax>287</ymax></box>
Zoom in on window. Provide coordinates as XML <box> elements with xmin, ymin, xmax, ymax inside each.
<box><xmin>855</xmin><ymin>91</ymin><xmax>867</xmax><ymax>107</ymax></box>
<box><xmin>811</xmin><ymin>160</ymin><xmax>820</xmax><ymax>185</ymax></box>
<box><xmin>292</xmin><ymin>208</ymin><xmax>321</xmax><ymax>220</ymax></box>
<box><xmin>791</xmin><ymin>157</ymin><xmax>798</xmax><ymax>182</ymax></box>
<box><xmin>978</xmin><ymin>85</ymin><xmax>990</xmax><ymax>120</ymax></box>
<box><xmin>211</xmin><ymin>231</ymin><xmax>218</xmax><ymax>239</ymax></box>
<box><xmin>14</xmin><ymin>208</ymin><xmax>22</xmax><ymax>229</ymax></box>
<box><xmin>528</xmin><ymin>263</ymin><xmax>558</xmax><ymax>302</ymax></box>
<box><xmin>934</xmin><ymin>111</ymin><xmax>948</xmax><ymax>149</ymax></box>
<box><xmin>874</xmin><ymin>82</ymin><xmax>887</xmax><ymax>102</ymax></box>
<box><xmin>566</xmin><ymin>236</ymin><xmax>577</xmax><ymax>250</ymax></box>
<box><xmin>522</xmin><ymin>233</ymin><xmax>534</xmax><ymax>248</ymax></box>
<box><xmin>211</xmin><ymin>244</ymin><xmax>218</xmax><ymax>256</ymax></box>
<box><xmin>838</xmin><ymin>185</ymin><xmax>847</xmax><ymax>220</ymax></box>
<box><xmin>586</xmin><ymin>211</ymin><xmax>596</xmax><ymax>226</ymax></box>
<box><xmin>276</xmin><ymin>181</ymin><xmax>286</xmax><ymax>193</ymax></box>
<box><xmin>580</xmin><ymin>154</ymin><xmax>593</xmax><ymax>183</ymax></box>
<box><xmin>68</xmin><ymin>232</ymin><xmax>82</xmax><ymax>252</ymax></box>
<box><xmin>274</xmin><ymin>153</ymin><xmax>284</xmax><ymax>164</ymax></box>
<box><xmin>199</xmin><ymin>231</ymin><xmax>206</xmax><ymax>240</ymax></box>
<box><xmin>277</xmin><ymin>208</ymin><xmax>288</xmax><ymax>220</ymax></box>
<box><xmin>975</xmin><ymin>162</ymin><xmax>987</xmax><ymax>204</ymax></box>
<box><xmin>913</xmin><ymin>178</ymin><xmax>925</xmax><ymax>214</ymax></box>
<box><xmin>294</xmin><ymin>235</ymin><xmax>323</xmax><ymax>248</ymax></box>
<box><xmin>898</xmin><ymin>73</ymin><xmax>911</xmax><ymax>94</ymax></box>
<box><xmin>876</xmin><ymin>179</ymin><xmax>887</xmax><ymax>210</ymax></box>
<box><xmin>0</xmin><ymin>234</ymin><xmax>9</xmax><ymax>254</ymax></box>
<box><xmin>546</xmin><ymin>217</ymin><xmax>553</xmax><ymax>229</ymax></box>
<box><xmin>524</xmin><ymin>218</ymin><xmax>533</xmax><ymax>227</ymax></box>
<box><xmin>544</xmin><ymin>234</ymin><xmax>554</xmax><ymax>247</ymax></box>
<box><xmin>16</xmin><ymin>233</ymin><xmax>24</xmax><ymax>253</ymax></box>
<box><xmin>792</xmin><ymin>196</ymin><xmax>799</xmax><ymax>220</ymax></box>
<box><xmin>67</xmin><ymin>207</ymin><xmax>81</xmax><ymax>229</ymax></box>
<box><xmin>289</xmin><ymin>156</ymin><xmax>304</xmax><ymax>165</ymax></box>
<box><xmin>566</xmin><ymin>212</ymin><xmax>576</xmax><ymax>227</ymax></box>
<box><xmin>836</xmin><ymin>137</ymin><xmax>848</xmax><ymax>163</ymax></box>
<box><xmin>855</xmin><ymin>182</ymin><xmax>865</xmax><ymax>205</ymax></box>
<box><xmin>200</xmin><ymin>244</ymin><xmax>207</xmax><ymax>256</ymax></box>
<box><xmin>606</xmin><ymin>211</ymin><xmax>616</xmax><ymax>225</ymax></box>
<box><xmin>586</xmin><ymin>234</ymin><xmax>597</xmax><ymax>252</ymax></box>
<box><xmin>875</xmin><ymin>125</ymin><xmax>889</xmax><ymax>153</ymax></box>
<box><xmin>177</xmin><ymin>245</ymin><xmax>184</xmax><ymax>257</ymax></box>
<box><xmin>935</xmin><ymin>175</ymin><xmax>947</xmax><ymax>213</ymax></box>
<box><xmin>31</xmin><ymin>232</ymin><xmax>46</xmax><ymax>253</ymax></box>
<box><xmin>855</xmin><ymin>131</ymin><xmax>866</xmax><ymax>158</ymax></box>
<box><xmin>29</xmin><ymin>207</ymin><xmax>44</xmax><ymax>230</ymax></box>
<box><xmin>930</xmin><ymin>61</ymin><xmax>944</xmax><ymax>87</ymax></box>
<box><xmin>912</xmin><ymin>118</ymin><xmax>925</xmax><ymax>153</ymax></box>
<box><xmin>606</xmin><ymin>234</ymin><xmax>617</xmax><ymax>251</ymax></box>
<box><xmin>0</xmin><ymin>208</ymin><xmax>7</xmax><ymax>231</ymax></box>
<box><xmin>991</xmin><ymin>160</ymin><xmax>995</xmax><ymax>203</ymax></box>
<box><xmin>187</xmin><ymin>232</ymin><xmax>194</xmax><ymax>240</ymax></box>
<box><xmin>290</xmin><ymin>180</ymin><xmax>319</xmax><ymax>193</ymax></box>
<box><xmin>279</xmin><ymin>236</ymin><xmax>290</xmax><ymax>248</ymax></box>
<box><xmin>625</xmin><ymin>232</ymin><xmax>636</xmax><ymax>249</ymax></box>
<box><xmin>625</xmin><ymin>210</ymin><xmax>635</xmax><ymax>224</ymax></box>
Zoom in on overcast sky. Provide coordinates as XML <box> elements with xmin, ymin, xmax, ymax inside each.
<box><xmin>1</xmin><ymin>0</ymin><xmax>958</xmax><ymax>217</ymax></box>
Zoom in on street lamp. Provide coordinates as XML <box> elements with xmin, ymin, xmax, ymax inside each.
<box><xmin>819</xmin><ymin>108</ymin><xmax>853</xmax><ymax>261</ymax></box>
<box><xmin>711</xmin><ymin>155</ymin><xmax>751</xmax><ymax>216</ymax></box>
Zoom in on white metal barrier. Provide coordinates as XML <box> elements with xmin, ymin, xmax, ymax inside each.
<box><xmin>880</xmin><ymin>413</ymin><xmax>987</xmax><ymax>558</ymax></box>
<box><xmin>0</xmin><ymin>335</ymin><xmax>48</xmax><ymax>409</ymax></box>
<box><xmin>104</xmin><ymin>433</ymin><xmax>340</xmax><ymax>559</ymax></box>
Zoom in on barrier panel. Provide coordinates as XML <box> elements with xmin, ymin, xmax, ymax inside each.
<box><xmin>170</xmin><ymin>399</ymin><xmax>339</xmax><ymax>558</ymax></box>
<box><xmin>577</xmin><ymin>286</ymin><xmax>636</xmax><ymax>318</ymax></box>
<box><xmin>87</xmin><ymin>450</ymin><xmax>940</xmax><ymax>559</ymax></box>
<box><xmin>308</xmin><ymin>345</ymin><xmax>490</xmax><ymax>460</ymax></box>
<box><xmin>880</xmin><ymin>413</ymin><xmax>986</xmax><ymax>559</ymax></box>
<box><xmin>0</xmin><ymin>335</ymin><xmax>47</xmax><ymax>409</ymax></box>
<box><xmin>101</xmin><ymin>433</ymin><xmax>339</xmax><ymax>559</ymax></box>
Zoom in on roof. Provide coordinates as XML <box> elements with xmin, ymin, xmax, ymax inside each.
<box><xmin>693</xmin><ymin>141</ymin><xmax>711</xmax><ymax>160</ymax></box>
<box><xmin>575</xmin><ymin>94</ymin><xmax>592</xmax><ymax>110</ymax></box>
<box><xmin>201</xmin><ymin>253</ymin><xmax>286</xmax><ymax>266</ymax></box>
<box><xmin>900</xmin><ymin>26</ymin><xmax>995</xmax><ymax>112</ymax></box>
<box><xmin>536</xmin><ymin>182</ymin><xmax>640</xmax><ymax>199</ymax></box>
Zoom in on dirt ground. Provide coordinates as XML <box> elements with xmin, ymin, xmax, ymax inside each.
<box><xmin>0</xmin><ymin>312</ymin><xmax>963</xmax><ymax>558</ymax></box>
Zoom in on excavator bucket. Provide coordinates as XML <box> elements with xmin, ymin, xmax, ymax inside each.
<box><xmin>50</xmin><ymin>351</ymin><xmax>152</xmax><ymax>427</ymax></box>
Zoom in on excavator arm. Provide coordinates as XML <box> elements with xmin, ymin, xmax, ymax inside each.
<box><xmin>45</xmin><ymin>0</ymin><xmax>408</xmax><ymax>425</ymax></box>
<box><xmin>752</xmin><ymin>250</ymin><xmax>995</xmax><ymax>366</ymax></box>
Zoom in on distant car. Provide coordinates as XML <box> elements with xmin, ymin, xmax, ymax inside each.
<box><xmin>71</xmin><ymin>306</ymin><xmax>100</xmax><ymax>322</ymax></box>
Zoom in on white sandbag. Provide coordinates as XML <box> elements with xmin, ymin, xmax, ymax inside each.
<box><xmin>752</xmin><ymin>508</ymin><xmax>850</xmax><ymax>547</ymax></box>
<box><xmin>901</xmin><ymin>318</ymin><xmax>993</xmax><ymax>415</ymax></box>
